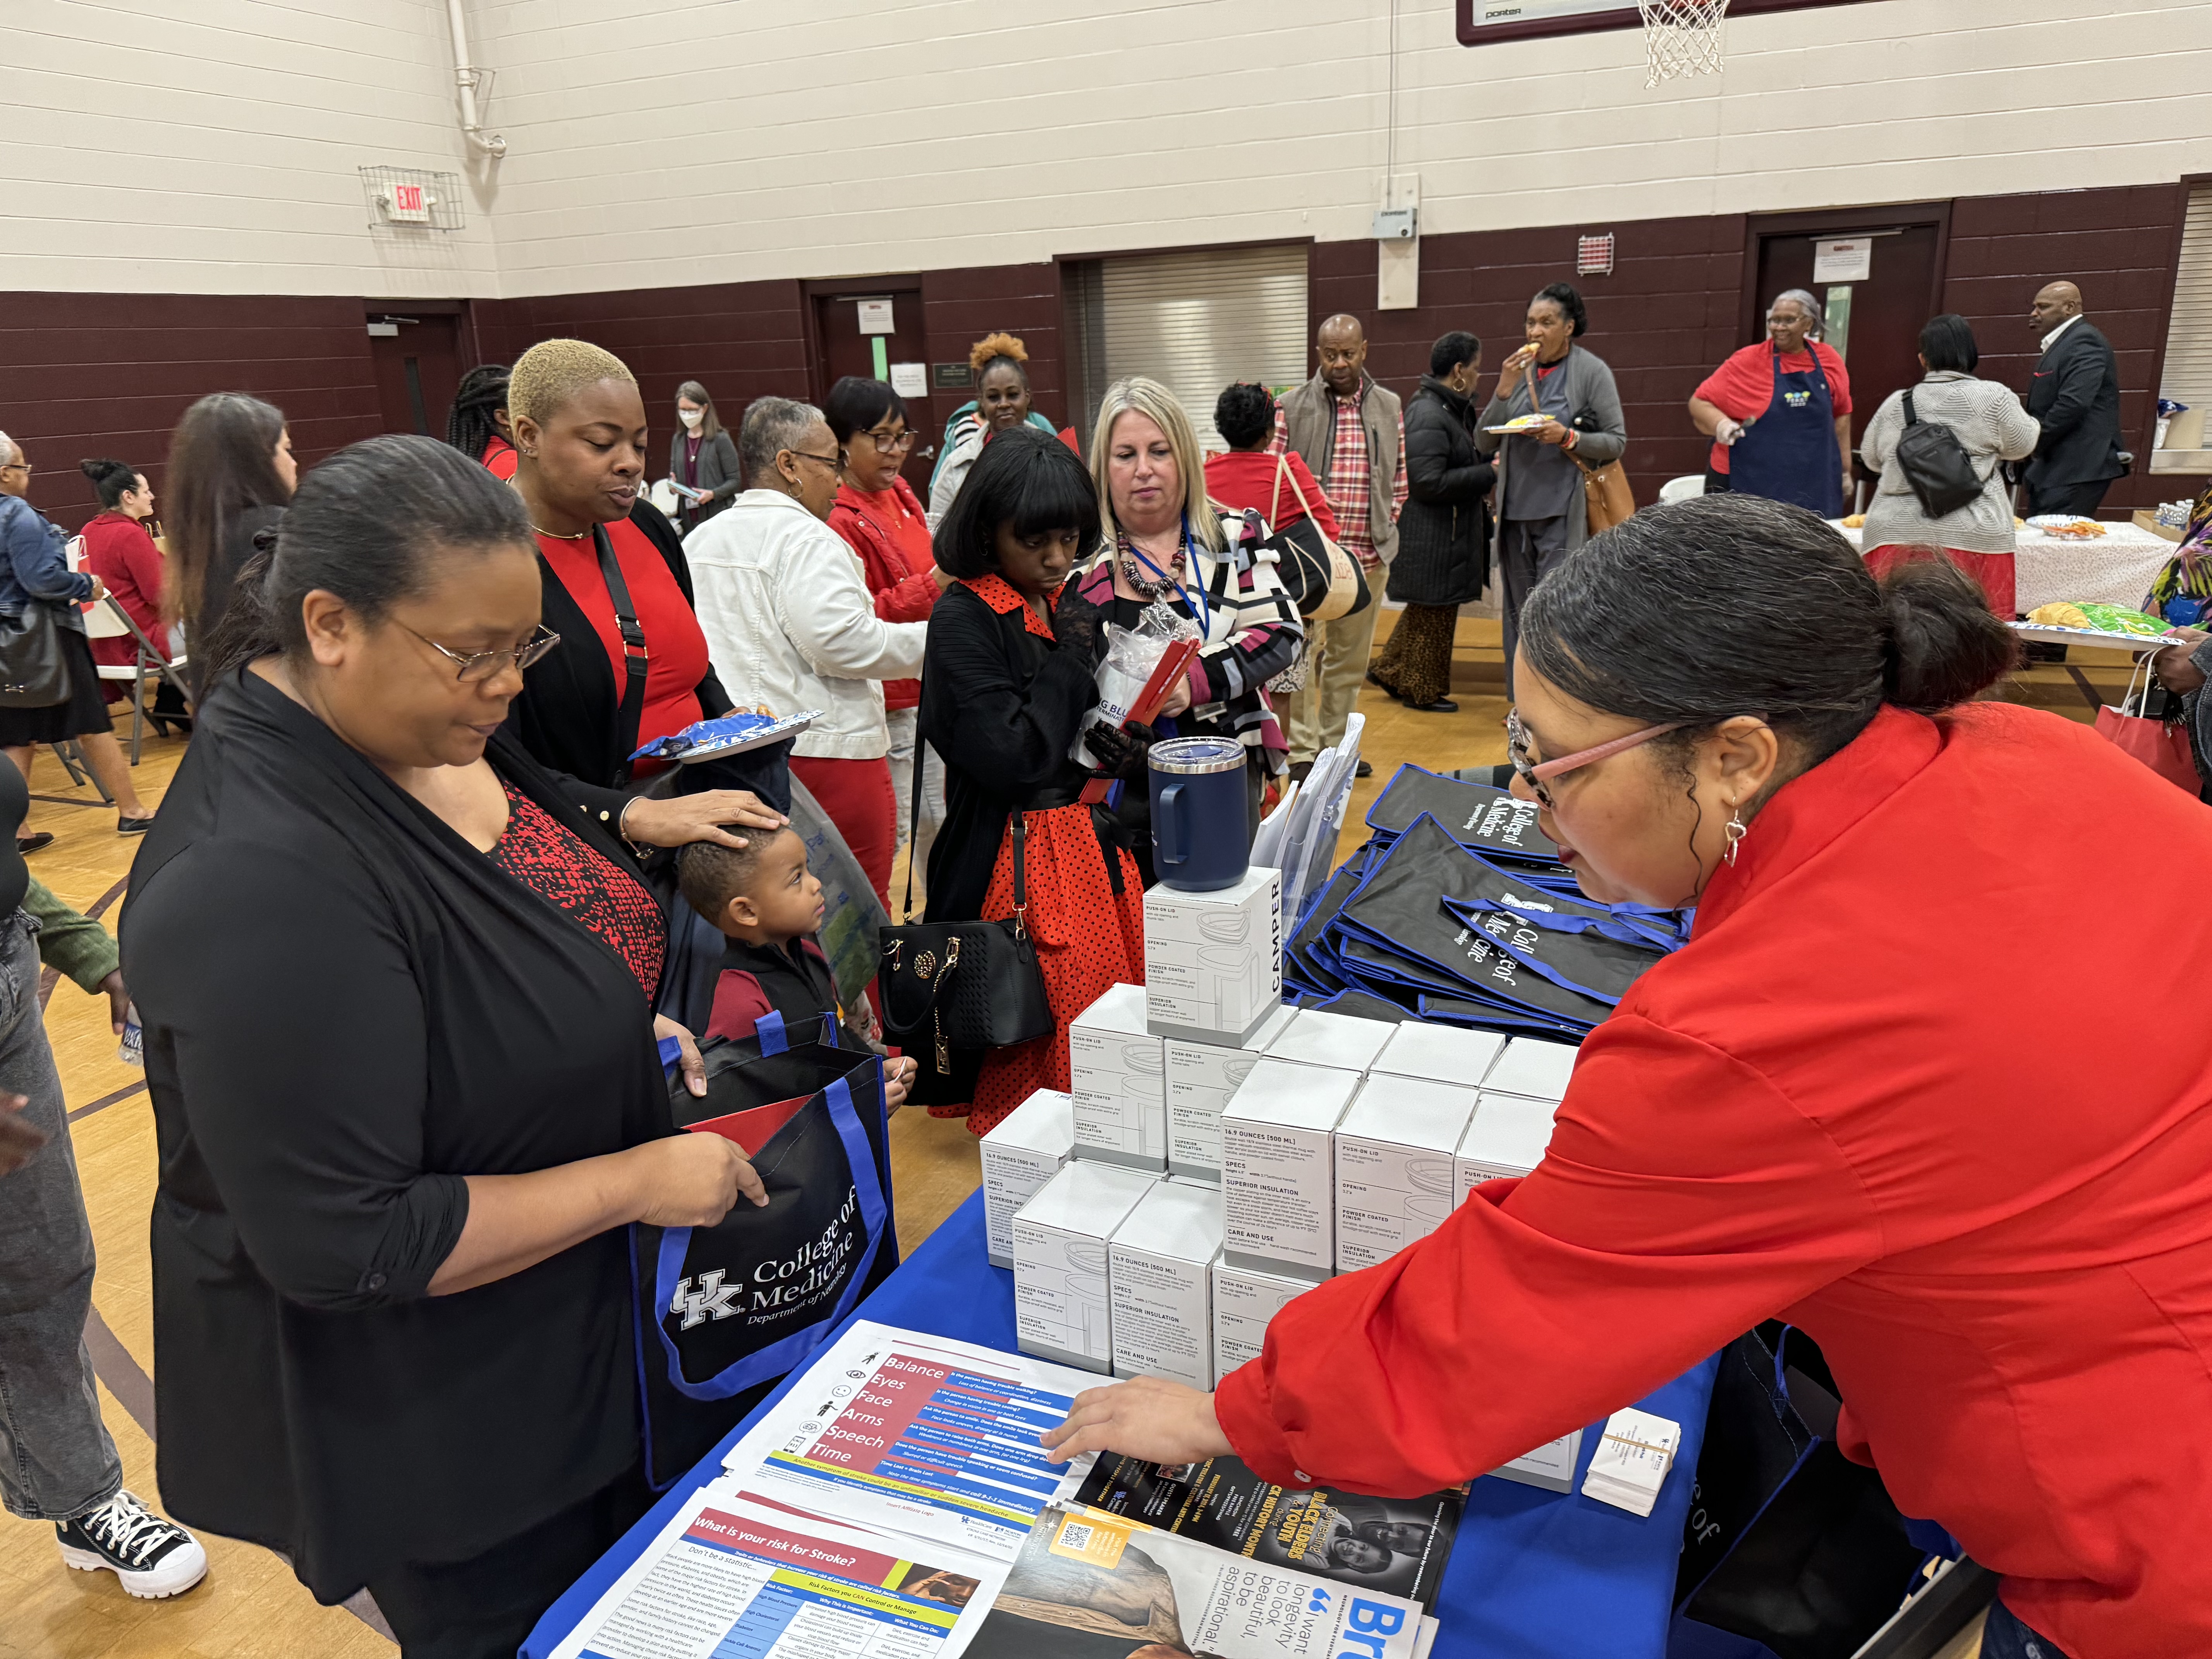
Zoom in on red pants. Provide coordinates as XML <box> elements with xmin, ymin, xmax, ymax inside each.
<box><xmin>1864</xmin><ymin>544</ymin><xmax>2016</xmax><ymax>618</ymax></box>
<box><xmin>790</xmin><ymin>754</ymin><xmax>897</xmax><ymax>907</ymax></box>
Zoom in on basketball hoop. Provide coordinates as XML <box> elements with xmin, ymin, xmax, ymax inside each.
<box><xmin>1640</xmin><ymin>0</ymin><xmax>1730</xmax><ymax>86</ymax></box>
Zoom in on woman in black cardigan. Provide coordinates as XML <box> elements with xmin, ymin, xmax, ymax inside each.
<box><xmin>120</xmin><ymin>437</ymin><xmax>764</xmax><ymax>1658</ymax></box>
<box><xmin>1370</xmin><ymin>331</ymin><xmax>1493</xmax><ymax>714</ymax></box>
<box><xmin>917</xmin><ymin>431</ymin><xmax>1150</xmax><ymax>1135</ymax></box>
<box><xmin>500</xmin><ymin>338</ymin><xmax>782</xmax><ymax>840</ymax></box>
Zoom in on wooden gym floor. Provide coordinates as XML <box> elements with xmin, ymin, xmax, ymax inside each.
<box><xmin>4</xmin><ymin>618</ymin><xmax>2122</xmax><ymax>1656</ymax></box>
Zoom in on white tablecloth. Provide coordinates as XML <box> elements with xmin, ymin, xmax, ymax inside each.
<box><xmin>1827</xmin><ymin>522</ymin><xmax>2176</xmax><ymax>613</ymax></box>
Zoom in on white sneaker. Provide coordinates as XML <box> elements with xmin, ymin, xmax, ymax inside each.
<box><xmin>56</xmin><ymin>1489</ymin><xmax>208</xmax><ymax>1598</ymax></box>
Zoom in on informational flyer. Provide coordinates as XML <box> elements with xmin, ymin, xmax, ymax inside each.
<box><xmin>961</xmin><ymin>1504</ymin><xmax>1427</xmax><ymax>1659</ymax></box>
<box><xmin>548</xmin><ymin>1479</ymin><xmax>1003</xmax><ymax>1659</ymax></box>
<box><xmin>1069</xmin><ymin>1451</ymin><xmax>1465</xmax><ymax>1609</ymax></box>
<box><xmin>720</xmin><ymin>1321</ymin><xmax>1102</xmax><ymax>1561</ymax></box>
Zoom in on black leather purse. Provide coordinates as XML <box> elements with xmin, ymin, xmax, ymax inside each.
<box><xmin>0</xmin><ymin>603</ymin><xmax>71</xmax><ymax>709</ymax></box>
<box><xmin>878</xmin><ymin>736</ymin><xmax>1053</xmax><ymax>1083</ymax></box>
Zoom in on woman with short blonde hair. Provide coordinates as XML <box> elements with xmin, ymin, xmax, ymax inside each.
<box><xmin>1069</xmin><ymin>377</ymin><xmax>1300</xmax><ymax>865</ymax></box>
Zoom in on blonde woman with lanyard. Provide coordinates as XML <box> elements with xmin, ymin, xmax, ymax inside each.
<box><xmin>1070</xmin><ymin>378</ymin><xmax>1302</xmax><ymax>874</ymax></box>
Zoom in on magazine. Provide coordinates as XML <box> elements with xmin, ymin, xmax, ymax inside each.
<box><xmin>961</xmin><ymin>1504</ymin><xmax>1427</xmax><ymax>1659</ymax></box>
<box><xmin>1069</xmin><ymin>1452</ymin><xmax>1463</xmax><ymax>1610</ymax></box>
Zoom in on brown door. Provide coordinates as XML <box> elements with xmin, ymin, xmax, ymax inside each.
<box><xmin>811</xmin><ymin>287</ymin><xmax>938</xmax><ymax>493</ymax></box>
<box><xmin>1753</xmin><ymin>222</ymin><xmax>1943</xmax><ymax>465</ymax></box>
<box><xmin>366</xmin><ymin>311</ymin><xmax>463</xmax><ymax>439</ymax></box>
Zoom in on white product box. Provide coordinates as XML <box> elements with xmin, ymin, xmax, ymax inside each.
<box><xmin>1333</xmin><ymin>1076</ymin><xmax>1481</xmax><ymax>1271</ymax></box>
<box><xmin>1211</xmin><ymin>1258</ymin><xmax>1314</xmax><ymax>1376</ymax></box>
<box><xmin>1484</xmin><ymin>1037</ymin><xmax>1578</xmax><ymax>1102</ymax></box>
<box><xmin>1012</xmin><ymin>1162</ymin><xmax>1160</xmax><ymax>1372</ymax></box>
<box><xmin>1220</xmin><ymin>1058</ymin><xmax>1360</xmax><ymax>1281</ymax></box>
<box><xmin>1370</xmin><ymin>1022</ymin><xmax>1508</xmax><ymax>1090</ymax></box>
<box><xmin>1263</xmin><ymin>1006</ymin><xmax>1396</xmax><ymax>1075</ymax></box>
<box><xmin>1453</xmin><ymin>1092</ymin><xmax>1563</xmax><ymax>1205</ymax></box>
<box><xmin>1109</xmin><ymin>1180</ymin><xmax>1225</xmax><ymax>1389</ymax></box>
<box><xmin>1068</xmin><ymin>984</ymin><xmax>1167</xmax><ymax>1171</ymax></box>
<box><xmin>1487</xmin><ymin>1428</ymin><xmax>1584</xmax><ymax>1494</ymax></box>
<box><xmin>981</xmin><ymin>1089</ymin><xmax>1075</xmax><ymax>1269</ymax></box>
<box><xmin>1163</xmin><ymin>1001</ymin><xmax>1298</xmax><ymax>1182</ymax></box>
<box><xmin>1145</xmin><ymin>867</ymin><xmax>1283</xmax><ymax>1044</ymax></box>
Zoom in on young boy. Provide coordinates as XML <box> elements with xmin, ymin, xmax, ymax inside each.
<box><xmin>677</xmin><ymin>827</ymin><xmax>914</xmax><ymax>1109</ymax></box>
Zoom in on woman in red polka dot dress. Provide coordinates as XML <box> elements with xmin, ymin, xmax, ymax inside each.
<box><xmin>914</xmin><ymin>430</ymin><xmax>1187</xmax><ymax>1133</ymax></box>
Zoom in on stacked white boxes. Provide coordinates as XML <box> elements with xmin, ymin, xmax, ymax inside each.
<box><xmin>1219</xmin><ymin>1058</ymin><xmax>1361</xmax><ymax>1282</ymax></box>
<box><xmin>980</xmin><ymin>1089</ymin><xmax>1075</xmax><ymax>1269</ymax></box>
<box><xmin>1011</xmin><ymin>1161</ymin><xmax>1159</xmax><ymax>1372</ymax></box>
<box><xmin>1010</xmin><ymin>988</ymin><xmax>1584</xmax><ymax>1410</ymax></box>
<box><xmin>1108</xmin><ymin>1180</ymin><xmax>1224</xmax><ymax>1389</ymax></box>
<box><xmin>1162</xmin><ymin>1002</ymin><xmax>1297</xmax><ymax>1181</ymax></box>
<box><xmin>1068</xmin><ymin>984</ymin><xmax>1167</xmax><ymax>1171</ymax></box>
<box><xmin>1334</xmin><ymin>1076</ymin><xmax>1481</xmax><ymax>1272</ymax></box>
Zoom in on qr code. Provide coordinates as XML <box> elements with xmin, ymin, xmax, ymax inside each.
<box><xmin>1058</xmin><ymin>1522</ymin><xmax>1095</xmax><ymax>1551</ymax></box>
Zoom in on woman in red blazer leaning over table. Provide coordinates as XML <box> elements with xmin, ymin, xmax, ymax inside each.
<box><xmin>1046</xmin><ymin>494</ymin><xmax>2212</xmax><ymax>1659</ymax></box>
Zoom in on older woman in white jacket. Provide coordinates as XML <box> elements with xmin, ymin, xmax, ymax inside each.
<box><xmin>684</xmin><ymin>397</ymin><xmax>931</xmax><ymax>903</ymax></box>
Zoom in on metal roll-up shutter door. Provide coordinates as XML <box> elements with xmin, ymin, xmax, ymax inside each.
<box><xmin>2158</xmin><ymin>185</ymin><xmax>2212</xmax><ymax>447</ymax></box>
<box><xmin>1097</xmin><ymin>244</ymin><xmax>1309</xmax><ymax>450</ymax></box>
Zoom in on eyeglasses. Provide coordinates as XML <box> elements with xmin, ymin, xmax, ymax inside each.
<box><xmin>1505</xmin><ymin>709</ymin><xmax>1686</xmax><ymax>810</ymax></box>
<box><xmin>788</xmin><ymin>448</ymin><xmax>846</xmax><ymax>472</ymax></box>
<box><xmin>0</xmin><ymin>462</ymin><xmax>29</xmax><ymax>476</ymax></box>
<box><xmin>402</xmin><ymin>622</ymin><xmax>562</xmax><ymax>683</ymax></box>
<box><xmin>860</xmin><ymin>427</ymin><xmax>915</xmax><ymax>452</ymax></box>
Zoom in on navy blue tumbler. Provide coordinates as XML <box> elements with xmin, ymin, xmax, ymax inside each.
<box><xmin>1149</xmin><ymin>736</ymin><xmax>1251</xmax><ymax>892</ymax></box>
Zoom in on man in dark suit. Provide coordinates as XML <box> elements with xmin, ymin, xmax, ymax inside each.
<box><xmin>2021</xmin><ymin>281</ymin><xmax>2125</xmax><ymax>517</ymax></box>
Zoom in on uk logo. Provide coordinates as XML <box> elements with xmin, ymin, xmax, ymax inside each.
<box><xmin>670</xmin><ymin>1269</ymin><xmax>740</xmax><ymax>1328</ymax></box>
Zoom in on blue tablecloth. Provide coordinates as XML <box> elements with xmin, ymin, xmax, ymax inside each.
<box><xmin>524</xmin><ymin>1190</ymin><xmax>1717</xmax><ymax>1659</ymax></box>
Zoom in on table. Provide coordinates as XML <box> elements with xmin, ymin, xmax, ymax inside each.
<box><xmin>523</xmin><ymin>1191</ymin><xmax>1719</xmax><ymax>1659</ymax></box>
<box><xmin>1827</xmin><ymin>520</ymin><xmax>2177</xmax><ymax>613</ymax></box>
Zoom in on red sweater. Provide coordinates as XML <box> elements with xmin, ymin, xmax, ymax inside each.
<box><xmin>1204</xmin><ymin>449</ymin><xmax>1343</xmax><ymax>539</ymax></box>
<box><xmin>1215</xmin><ymin>703</ymin><xmax>2212</xmax><ymax>1656</ymax></box>
<box><xmin>79</xmin><ymin>510</ymin><xmax>167</xmax><ymax>669</ymax></box>
<box><xmin>829</xmin><ymin>478</ymin><xmax>939</xmax><ymax>712</ymax></box>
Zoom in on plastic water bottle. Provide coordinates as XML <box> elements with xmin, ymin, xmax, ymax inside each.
<box><xmin>118</xmin><ymin>1003</ymin><xmax>143</xmax><ymax>1068</ymax></box>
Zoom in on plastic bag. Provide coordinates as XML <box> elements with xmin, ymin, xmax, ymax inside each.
<box><xmin>1072</xmin><ymin>600</ymin><xmax>1199</xmax><ymax>766</ymax></box>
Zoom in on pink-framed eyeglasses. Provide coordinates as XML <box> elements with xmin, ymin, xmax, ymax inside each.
<box><xmin>1505</xmin><ymin>709</ymin><xmax>1686</xmax><ymax>809</ymax></box>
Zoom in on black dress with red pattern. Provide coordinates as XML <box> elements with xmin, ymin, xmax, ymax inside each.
<box><xmin>485</xmin><ymin>784</ymin><xmax>665</xmax><ymax>998</ymax></box>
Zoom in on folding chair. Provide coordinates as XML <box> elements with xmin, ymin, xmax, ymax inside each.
<box><xmin>82</xmin><ymin>596</ymin><xmax>187</xmax><ymax>765</ymax></box>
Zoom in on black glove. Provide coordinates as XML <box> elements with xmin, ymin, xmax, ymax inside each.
<box><xmin>1085</xmin><ymin>719</ymin><xmax>1158</xmax><ymax>783</ymax></box>
<box><xmin>1054</xmin><ymin>584</ymin><xmax>1108</xmax><ymax>661</ymax></box>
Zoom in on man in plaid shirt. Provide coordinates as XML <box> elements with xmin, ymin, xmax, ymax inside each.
<box><xmin>1274</xmin><ymin>314</ymin><xmax>1406</xmax><ymax>780</ymax></box>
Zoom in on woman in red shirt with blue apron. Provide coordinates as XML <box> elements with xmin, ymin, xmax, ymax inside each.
<box><xmin>1692</xmin><ymin>292</ymin><xmax>1852</xmax><ymax>518</ymax></box>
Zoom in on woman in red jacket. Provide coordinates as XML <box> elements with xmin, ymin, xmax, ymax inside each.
<box><xmin>824</xmin><ymin>377</ymin><xmax>952</xmax><ymax>897</ymax></box>
<box><xmin>76</xmin><ymin>460</ymin><xmax>191</xmax><ymax>736</ymax></box>
<box><xmin>1047</xmin><ymin>494</ymin><xmax>2212</xmax><ymax>1659</ymax></box>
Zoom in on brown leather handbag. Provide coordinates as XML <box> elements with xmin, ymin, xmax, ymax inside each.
<box><xmin>1575</xmin><ymin>451</ymin><xmax>1636</xmax><ymax>535</ymax></box>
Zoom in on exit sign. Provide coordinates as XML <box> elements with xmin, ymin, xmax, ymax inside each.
<box><xmin>380</xmin><ymin>181</ymin><xmax>433</xmax><ymax>223</ymax></box>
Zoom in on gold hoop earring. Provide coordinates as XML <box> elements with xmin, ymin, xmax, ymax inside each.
<box><xmin>1723</xmin><ymin>808</ymin><xmax>1748</xmax><ymax>867</ymax></box>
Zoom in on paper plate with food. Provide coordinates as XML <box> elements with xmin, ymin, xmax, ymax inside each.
<box><xmin>2011</xmin><ymin>602</ymin><xmax>2177</xmax><ymax>653</ymax></box>
<box><xmin>2024</xmin><ymin>515</ymin><xmax>2109</xmax><ymax>538</ymax></box>
<box><xmin>1486</xmin><ymin>413</ymin><xmax>1557</xmax><ymax>434</ymax></box>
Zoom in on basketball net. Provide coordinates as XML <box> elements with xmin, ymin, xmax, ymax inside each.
<box><xmin>1640</xmin><ymin>0</ymin><xmax>1729</xmax><ymax>86</ymax></box>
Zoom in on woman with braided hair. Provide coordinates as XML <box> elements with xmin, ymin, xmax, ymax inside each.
<box><xmin>447</xmin><ymin>363</ymin><xmax>517</xmax><ymax>481</ymax></box>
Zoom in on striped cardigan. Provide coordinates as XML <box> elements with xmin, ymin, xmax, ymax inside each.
<box><xmin>1075</xmin><ymin>513</ymin><xmax>1303</xmax><ymax>766</ymax></box>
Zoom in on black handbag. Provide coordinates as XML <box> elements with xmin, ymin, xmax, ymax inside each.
<box><xmin>0</xmin><ymin>602</ymin><xmax>73</xmax><ymax>709</ymax></box>
<box><xmin>1893</xmin><ymin>390</ymin><xmax>1985</xmax><ymax>519</ymax></box>
<box><xmin>878</xmin><ymin>730</ymin><xmax>1053</xmax><ymax>1082</ymax></box>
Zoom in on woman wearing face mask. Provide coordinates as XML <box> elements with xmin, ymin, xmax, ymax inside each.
<box><xmin>501</xmin><ymin>339</ymin><xmax>781</xmax><ymax>857</ymax></box>
<box><xmin>684</xmin><ymin>397</ymin><xmax>928</xmax><ymax>907</ymax></box>
<box><xmin>927</xmin><ymin>333</ymin><xmax>1060</xmax><ymax>529</ymax></box>
<box><xmin>1474</xmin><ymin>283</ymin><xmax>1625</xmax><ymax>695</ymax></box>
<box><xmin>1689</xmin><ymin>289</ymin><xmax>1854</xmax><ymax>513</ymax></box>
<box><xmin>1370</xmin><ymin>331</ymin><xmax>1494</xmax><ymax>714</ymax></box>
<box><xmin>122</xmin><ymin>435</ymin><xmax>765</xmax><ymax>1658</ymax></box>
<box><xmin>919</xmin><ymin>429</ymin><xmax>1146</xmax><ymax>1135</ymax></box>
<box><xmin>76</xmin><ymin>459</ymin><xmax>192</xmax><ymax>737</ymax></box>
<box><xmin>668</xmin><ymin>381</ymin><xmax>741</xmax><ymax>532</ymax></box>
<box><xmin>824</xmin><ymin>378</ymin><xmax>954</xmax><ymax>900</ymax></box>
<box><xmin>1045</xmin><ymin>494</ymin><xmax>2212</xmax><ymax>1659</ymax></box>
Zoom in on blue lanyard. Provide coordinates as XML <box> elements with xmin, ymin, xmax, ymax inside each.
<box><xmin>1123</xmin><ymin>514</ymin><xmax>1211</xmax><ymax>636</ymax></box>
